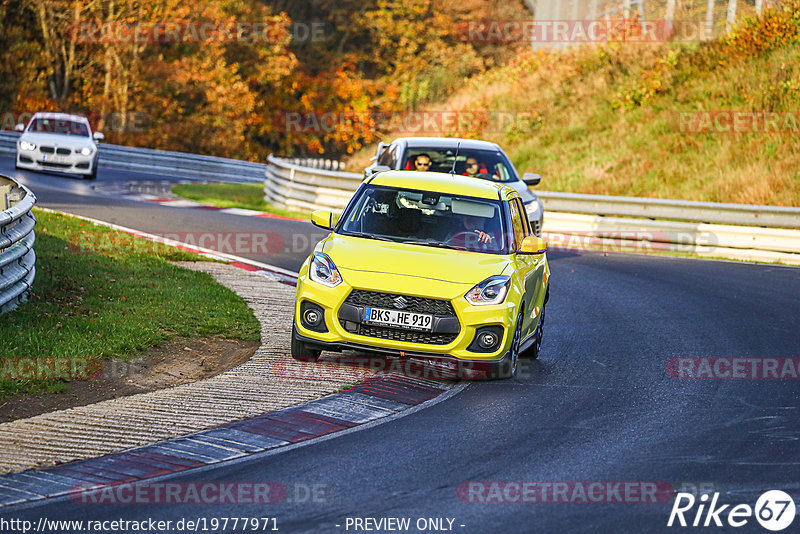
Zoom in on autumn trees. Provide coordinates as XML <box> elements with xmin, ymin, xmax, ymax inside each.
<box><xmin>0</xmin><ymin>0</ymin><xmax>530</xmax><ymax>158</ymax></box>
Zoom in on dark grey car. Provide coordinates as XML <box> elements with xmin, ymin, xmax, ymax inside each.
<box><xmin>364</xmin><ymin>137</ymin><xmax>544</xmax><ymax>235</ymax></box>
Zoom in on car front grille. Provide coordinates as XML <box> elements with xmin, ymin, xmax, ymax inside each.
<box><xmin>344</xmin><ymin>289</ymin><xmax>455</xmax><ymax>316</ymax></box>
<box><xmin>40</xmin><ymin>146</ymin><xmax>55</xmax><ymax>154</ymax></box>
<box><xmin>341</xmin><ymin>289</ymin><xmax>460</xmax><ymax>346</ymax></box>
<box><xmin>56</xmin><ymin>147</ymin><xmax>71</xmax><ymax>155</ymax></box>
<box><xmin>341</xmin><ymin>321</ymin><xmax>458</xmax><ymax>345</ymax></box>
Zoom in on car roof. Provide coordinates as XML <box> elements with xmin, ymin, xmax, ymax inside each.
<box><xmin>31</xmin><ymin>112</ymin><xmax>90</xmax><ymax>125</ymax></box>
<box><xmin>394</xmin><ymin>137</ymin><xmax>502</xmax><ymax>151</ymax></box>
<box><xmin>368</xmin><ymin>170</ymin><xmax>519</xmax><ymax>201</ymax></box>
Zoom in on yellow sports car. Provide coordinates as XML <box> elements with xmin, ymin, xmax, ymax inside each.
<box><xmin>292</xmin><ymin>170</ymin><xmax>550</xmax><ymax>379</ymax></box>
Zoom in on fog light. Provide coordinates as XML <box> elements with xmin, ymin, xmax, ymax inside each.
<box><xmin>478</xmin><ymin>332</ymin><xmax>498</xmax><ymax>349</ymax></box>
<box><xmin>468</xmin><ymin>325</ymin><xmax>505</xmax><ymax>353</ymax></box>
<box><xmin>304</xmin><ymin>309</ymin><xmax>322</xmax><ymax>327</ymax></box>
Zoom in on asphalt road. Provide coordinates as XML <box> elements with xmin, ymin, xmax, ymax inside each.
<box><xmin>2</xmin><ymin>159</ymin><xmax>799</xmax><ymax>533</ymax></box>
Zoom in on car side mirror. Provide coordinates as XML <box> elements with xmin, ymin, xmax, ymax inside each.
<box><xmin>370</xmin><ymin>142</ymin><xmax>387</xmax><ymax>162</ymax></box>
<box><xmin>93</xmin><ymin>131</ymin><xmax>105</xmax><ymax>141</ymax></box>
<box><xmin>519</xmin><ymin>236</ymin><xmax>547</xmax><ymax>255</ymax></box>
<box><xmin>523</xmin><ymin>173</ymin><xmax>541</xmax><ymax>186</ymax></box>
<box><xmin>14</xmin><ymin>123</ymin><xmax>24</xmax><ymax>132</ymax></box>
<box><xmin>371</xmin><ymin>165</ymin><xmax>391</xmax><ymax>174</ymax></box>
<box><xmin>311</xmin><ymin>210</ymin><xmax>334</xmax><ymax>230</ymax></box>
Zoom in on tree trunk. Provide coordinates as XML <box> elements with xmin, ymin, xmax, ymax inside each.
<box><xmin>726</xmin><ymin>0</ymin><xmax>737</xmax><ymax>32</ymax></box>
<box><xmin>705</xmin><ymin>0</ymin><xmax>715</xmax><ymax>40</ymax></box>
<box><xmin>666</xmin><ymin>0</ymin><xmax>677</xmax><ymax>23</ymax></box>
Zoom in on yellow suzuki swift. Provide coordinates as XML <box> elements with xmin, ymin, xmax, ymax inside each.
<box><xmin>292</xmin><ymin>170</ymin><xmax>550</xmax><ymax>379</ymax></box>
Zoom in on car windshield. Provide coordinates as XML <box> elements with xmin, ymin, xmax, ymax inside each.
<box><xmin>339</xmin><ymin>185</ymin><xmax>509</xmax><ymax>254</ymax></box>
<box><xmin>402</xmin><ymin>148</ymin><xmax>518</xmax><ymax>183</ymax></box>
<box><xmin>27</xmin><ymin>118</ymin><xmax>90</xmax><ymax>137</ymax></box>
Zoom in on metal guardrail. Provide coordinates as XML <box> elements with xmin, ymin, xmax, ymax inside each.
<box><xmin>262</xmin><ymin>157</ymin><xmax>800</xmax><ymax>265</ymax></box>
<box><xmin>537</xmin><ymin>191</ymin><xmax>800</xmax><ymax>229</ymax></box>
<box><xmin>264</xmin><ymin>155</ymin><xmax>364</xmax><ymax>212</ymax></box>
<box><xmin>0</xmin><ymin>175</ymin><xmax>36</xmax><ymax>315</ymax></box>
<box><xmin>0</xmin><ymin>131</ymin><xmax>264</xmax><ymax>183</ymax></box>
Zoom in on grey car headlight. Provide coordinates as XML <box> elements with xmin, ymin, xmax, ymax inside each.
<box><xmin>525</xmin><ymin>198</ymin><xmax>543</xmax><ymax>221</ymax></box>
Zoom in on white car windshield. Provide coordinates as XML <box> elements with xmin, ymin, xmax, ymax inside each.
<box><xmin>339</xmin><ymin>186</ymin><xmax>510</xmax><ymax>254</ymax></box>
<box><xmin>28</xmin><ymin>118</ymin><xmax>90</xmax><ymax>137</ymax></box>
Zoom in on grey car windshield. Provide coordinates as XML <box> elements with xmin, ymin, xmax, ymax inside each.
<box><xmin>403</xmin><ymin>148</ymin><xmax>517</xmax><ymax>183</ymax></box>
<box><xmin>339</xmin><ymin>186</ymin><xmax>509</xmax><ymax>254</ymax></box>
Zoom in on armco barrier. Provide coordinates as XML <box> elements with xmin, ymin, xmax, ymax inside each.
<box><xmin>0</xmin><ymin>131</ymin><xmax>264</xmax><ymax>183</ymax></box>
<box><xmin>0</xmin><ymin>175</ymin><xmax>36</xmax><ymax>315</ymax></box>
<box><xmin>262</xmin><ymin>157</ymin><xmax>800</xmax><ymax>265</ymax></box>
<box><xmin>536</xmin><ymin>191</ymin><xmax>800</xmax><ymax>229</ymax></box>
<box><xmin>264</xmin><ymin>155</ymin><xmax>364</xmax><ymax>212</ymax></box>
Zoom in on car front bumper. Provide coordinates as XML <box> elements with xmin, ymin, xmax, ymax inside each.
<box><xmin>17</xmin><ymin>151</ymin><xmax>96</xmax><ymax>175</ymax></box>
<box><xmin>293</xmin><ymin>273</ymin><xmax>518</xmax><ymax>364</ymax></box>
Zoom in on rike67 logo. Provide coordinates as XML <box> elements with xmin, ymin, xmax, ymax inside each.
<box><xmin>668</xmin><ymin>490</ymin><xmax>796</xmax><ymax>531</ymax></box>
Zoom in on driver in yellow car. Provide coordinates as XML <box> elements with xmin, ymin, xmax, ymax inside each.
<box><xmin>460</xmin><ymin>214</ymin><xmax>494</xmax><ymax>244</ymax></box>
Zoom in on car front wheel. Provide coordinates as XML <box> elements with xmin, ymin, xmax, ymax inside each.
<box><xmin>291</xmin><ymin>326</ymin><xmax>321</xmax><ymax>362</ymax></box>
<box><xmin>488</xmin><ymin>311</ymin><xmax>522</xmax><ymax>379</ymax></box>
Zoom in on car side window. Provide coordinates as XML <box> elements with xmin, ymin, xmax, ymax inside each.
<box><xmin>508</xmin><ymin>199</ymin><xmax>525</xmax><ymax>250</ymax></box>
<box><xmin>515</xmin><ymin>198</ymin><xmax>532</xmax><ymax>237</ymax></box>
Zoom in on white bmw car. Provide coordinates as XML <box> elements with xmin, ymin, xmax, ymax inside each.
<box><xmin>15</xmin><ymin>112</ymin><xmax>104</xmax><ymax>179</ymax></box>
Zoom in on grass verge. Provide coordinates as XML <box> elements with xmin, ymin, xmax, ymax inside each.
<box><xmin>0</xmin><ymin>209</ymin><xmax>261</xmax><ymax>402</ymax></box>
<box><xmin>172</xmin><ymin>182</ymin><xmax>308</xmax><ymax>220</ymax></box>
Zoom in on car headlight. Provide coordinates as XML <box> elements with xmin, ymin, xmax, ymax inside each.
<box><xmin>309</xmin><ymin>252</ymin><xmax>342</xmax><ymax>287</ymax></box>
<box><xmin>19</xmin><ymin>141</ymin><xmax>36</xmax><ymax>151</ymax></box>
<box><xmin>465</xmin><ymin>275</ymin><xmax>511</xmax><ymax>306</ymax></box>
<box><xmin>525</xmin><ymin>198</ymin><xmax>542</xmax><ymax>219</ymax></box>
<box><xmin>80</xmin><ymin>147</ymin><xmax>94</xmax><ymax>156</ymax></box>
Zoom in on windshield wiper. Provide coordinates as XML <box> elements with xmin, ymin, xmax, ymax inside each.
<box><xmin>401</xmin><ymin>239</ymin><xmax>465</xmax><ymax>251</ymax></box>
<box><xmin>343</xmin><ymin>232</ymin><xmax>396</xmax><ymax>242</ymax></box>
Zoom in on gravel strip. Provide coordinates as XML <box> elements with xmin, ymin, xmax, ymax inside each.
<box><xmin>0</xmin><ymin>262</ymin><xmax>368</xmax><ymax>474</ymax></box>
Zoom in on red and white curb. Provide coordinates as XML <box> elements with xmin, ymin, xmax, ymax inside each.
<box><xmin>92</xmin><ymin>180</ymin><xmax>303</xmax><ymax>221</ymax></box>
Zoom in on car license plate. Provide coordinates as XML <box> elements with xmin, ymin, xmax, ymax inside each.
<box><xmin>41</xmin><ymin>154</ymin><xmax>69</xmax><ymax>164</ymax></box>
<box><xmin>363</xmin><ymin>306</ymin><xmax>433</xmax><ymax>331</ymax></box>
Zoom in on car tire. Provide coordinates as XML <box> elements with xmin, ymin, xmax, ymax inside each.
<box><xmin>86</xmin><ymin>164</ymin><xmax>98</xmax><ymax>180</ymax></box>
<box><xmin>522</xmin><ymin>307</ymin><xmax>545</xmax><ymax>360</ymax></box>
<box><xmin>522</xmin><ymin>288</ymin><xmax>549</xmax><ymax>360</ymax></box>
<box><xmin>291</xmin><ymin>325</ymin><xmax>321</xmax><ymax>363</ymax></box>
<box><xmin>488</xmin><ymin>311</ymin><xmax>522</xmax><ymax>379</ymax></box>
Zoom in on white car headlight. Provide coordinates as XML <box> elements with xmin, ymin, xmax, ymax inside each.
<box><xmin>309</xmin><ymin>252</ymin><xmax>342</xmax><ymax>287</ymax></box>
<box><xmin>19</xmin><ymin>140</ymin><xmax>36</xmax><ymax>151</ymax></box>
<box><xmin>80</xmin><ymin>147</ymin><xmax>94</xmax><ymax>156</ymax></box>
<box><xmin>465</xmin><ymin>275</ymin><xmax>511</xmax><ymax>306</ymax></box>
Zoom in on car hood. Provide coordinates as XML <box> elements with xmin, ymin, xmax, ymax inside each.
<box><xmin>322</xmin><ymin>234</ymin><xmax>510</xmax><ymax>297</ymax></box>
<box><xmin>19</xmin><ymin>132</ymin><xmax>95</xmax><ymax>150</ymax></box>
